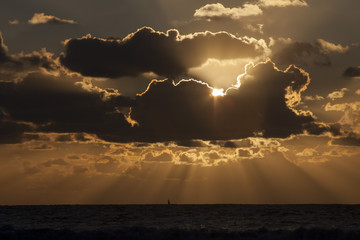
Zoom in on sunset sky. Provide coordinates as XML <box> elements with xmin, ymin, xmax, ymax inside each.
<box><xmin>0</xmin><ymin>0</ymin><xmax>359</xmax><ymax>204</ymax></box>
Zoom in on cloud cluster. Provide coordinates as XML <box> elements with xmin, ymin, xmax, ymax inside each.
<box><xmin>193</xmin><ymin>0</ymin><xmax>308</xmax><ymax>21</ymax></box>
<box><xmin>194</xmin><ymin>3</ymin><xmax>263</xmax><ymax>21</ymax></box>
<box><xmin>28</xmin><ymin>13</ymin><xmax>77</xmax><ymax>25</ymax></box>
<box><xmin>60</xmin><ymin>27</ymin><xmax>265</xmax><ymax>78</ymax></box>
<box><xmin>0</xmin><ymin>31</ymin><xmax>344</xmax><ymax>144</ymax></box>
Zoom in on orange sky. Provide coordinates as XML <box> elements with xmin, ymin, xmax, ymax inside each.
<box><xmin>0</xmin><ymin>0</ymin><xmax>359</xmax><ymax>204</ymax></box>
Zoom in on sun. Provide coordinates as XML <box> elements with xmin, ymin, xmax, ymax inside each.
<box><xmin>211</xmin><ymin>88</ymin><xmax>225</xmax><ymax>97</ymax></box>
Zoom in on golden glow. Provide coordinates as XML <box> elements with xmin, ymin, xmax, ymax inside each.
<box><xmin>211</xmin><ymin>88</ymin><xmax>225</xmax><ymax>97</ymax></box>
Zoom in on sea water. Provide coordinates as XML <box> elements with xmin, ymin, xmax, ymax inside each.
<box><xmin>1</xmin><ymin>204</ymin><xmax>360</xmax><ymax>239</ymax></box>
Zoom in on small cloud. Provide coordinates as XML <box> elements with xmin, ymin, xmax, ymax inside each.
<box><xmin>73</xmin><ymin>166</ymin><xmax>88</xmax><ymax>174</ymax></box>
<box><xmin>327</xmin><ymin>88</ymin><xmax>348</xmax><ymax>100</ymax></box>
<box><xmin>304</xmin><ymin>95</ymin><xmax>324</xmax><ymax>101</ymax></box>
<box><xmin>142</xmin><ymin>152</ymin><xmax>173</xmax><ymax>162</ymax></box>
<box><xmin>296</xmin><ymin>148</ymin><xmax>318</xmax><ymax>157</ymax></box>
<box><xmin>28</xmin><ymin>13</ymin><xmax>77</xmax><ymax>25</ymax></box>
<box><xmin>245</xmin><ymin>23</ymin><xmax>264</xmax><ymax>34</ymax></box>
<box><xmin>194</xmin><ymin>3</ymin><xmax>263</xmax><ymax>21</ymax></box>
<box><xmin>67</xmin><ymin>154</ymin><xmax>81</xmax><ymax>160</ymax></box>
<box><xmin>258</xmin><ymin>0</ymin><xmax>308</xmax><ymax>7</ymax></box>
<box><xmin>343</xmin><ymin>66</ymin><xmax>360</xmax><ymax>78</ymax></box>
<box><xmin>95</xmin><ymin>156</ymin><xmax>119</xmax><ymax>173</ymax></box>
<box><xmin>316</xmin><ymin>39</ymin><xmax>349</xmax><ymax>54</ymax></box>
<box><xmin>30</xmin><ymin>143</ymin><xmax>55</xmax><ymax>151</ymax></box>
<box><xmin>9</xmin><ymin>19</ymin><xmax>20</xmax><ymax>25</ymax></box>
<box><xmin>42</xmin><ymin>158</ymin><xmax>68</xmax><ymax>167</ymax></box>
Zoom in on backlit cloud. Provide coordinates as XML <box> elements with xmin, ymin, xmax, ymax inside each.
<box><xmin>0</xmin><ymin>33</ymin><xmax>60</xmax><ymax>82</ymax></box>
<box><xmin>0</xmin><ymin>32</ymin><xmax>348</xmax><ymax>145</ymax></box>
<box><xmin>28</xmin><ymin>13</ymin><xmax>77</xmax><ymax>25</ymax></box>
<box><xmin>60</xmin><ymin>27</ymin><xmax>266</xmax><ymax>78</ymax></box>
<box><xmin>194</xmin><ymin>3</ymin><xmax>263</xmax><ymax>21</ymax></box>
<box><xmin>129</xmin><ymin>60</ymin><xmax>334</xmax><ymax>142</ymax></box>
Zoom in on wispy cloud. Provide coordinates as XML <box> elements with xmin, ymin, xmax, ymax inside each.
<box><xmin>8</xmin><ymin>19</ymin><xmax>19</xmax><ymax>25</ymax></box>
<box><xmin>28</xmin><ymin>13</ymin><xmax>77</xmax><ymax>25</ymax></box>
<box><xmin>258</xmin><ymin>0</ymin><xmax>308</xmax><ymax>7</ymax></box>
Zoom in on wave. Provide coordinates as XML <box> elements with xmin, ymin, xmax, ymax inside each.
<box><xmin>1</xmin><ymin>225</ymin><xmax>360</xmax><ymax>240</ymax></box>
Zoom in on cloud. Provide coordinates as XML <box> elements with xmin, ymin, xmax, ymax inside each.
<box><xmin>327</xmin><ymin>88</ymin><xmax>348</xmax><ymax>100</ymax></box>
<box><xmin>2</xmin><ymin>60</ymin><xmax>336</xmax><ymax>144</ymax></box>
<box><xmin>8</xmin><ymin>19</ymin><xmax>20</xmax><ymax>25</ymax></box>
<box><xmin>193</xmin><ymin>0</ymin><xmax>308</xmax><ymax>22</ymax></box>
<box><xmin>343</xmin><ymin>66</ymin><xmax>360</xmax><ymax>78</ymax></box>
<box><xmin>0</xmin><ymin>32</ymin><xmax>344</xmax><ymax>144</ymax></box>
<box><xmin>30</xmin><ymin>143</ymin><xmax>55</xmax><ymax>151</ymax></box>
<box><xmin>28</xmin><ymin>13</ymin><xmax>77</xmax><ymax>25</ymax></box>
<box><xmin>0</xmin><ymin>33</ymin><xmax>60</xmax><ymax>82</ymax></box>
<box><xmin>0</xmin><ymin>33</ymin><xmax>10</xmax><ymax>63</ymax></box>
<box><xmin>258</xmin><ymin>0</ymin><xmax>308</xmax><ymax>7</ymax></box>
<box><xmin>176</xmin><ymin>139</ymin><xmax>209</xmax><ymax>147</ymax></box>
<box><xmin>304</xmin><ymin>95</ymin><xmax>324</xmax><ymax>101</ymax></box>
<box><xmin>193</xmin><ymin>3</ymin><xmax>263</xmax><ymax>21</ymax></box>
<box><xmin>142</xmin><ymin>152</ymin><xmax>173</xmax><ymax>162</ymax></box>
<box><xmin>0</xmin><ymin>34</ymin><xmax>137</xmax><ymax>144</ymax></box>
<box><xmin>60</xmin><ymin>27</ymin><xmax>266</xmax><ymax>78</ymax></box>
<box><xmin>271</xmin><ymin>39</ymin><xmax>349</xmax><ymax>67</ymax></box>
<box><xmin>129</xmin><ymin>60</ymin><xmax>334</xmax><ymax>142</ymax></box>
<box><xmin>0</xmin><ymin>118</ymin><xmax>33</xmax><ymax>144</ymax></box>
<box><xmin>331</xmin><ymin>134</ymin><xmax>360</xmax><ymax>146</ymax></box>
<box><xmin>95</xmin><ymin>156</ymin><xmax>120</xmax><ymax>173</ymax></box>
<box><xmin>325</xmin><ymin>101</ymin><xmax>360</xmax><ymax>136</ymax></box>
<box><xmin>42</xmin><ymin>158</ymin><xmax>68</xmax><ymax>167</ymax></box>
<box><xmin>316</xmin><ymin>39</ymin><xmax>349</xmax><ymax>54</ymax></box>
<box><xmin>0</xmin><ymin>72</ymin><xmax>134</xmax><ymax>139</ymax></box>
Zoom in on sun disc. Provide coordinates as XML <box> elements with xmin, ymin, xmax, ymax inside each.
<box><xmin>212</xmin><ymin>88</ymin><xmax>225</xmax><ymax>97</ymax></box>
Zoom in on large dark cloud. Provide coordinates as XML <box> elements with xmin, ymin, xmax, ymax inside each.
<box><xmin>60</xmin><ymin>27</ymin><xmax>265</xmax><ymax>78</ymax></box>
<box><xmin>129</xmin><ymin>61</ymin><xmax>334</xmax><ymax>142</ymax></box>
<box><xmin>0</xmin><ymin>61</ymin><xmax>336</xmax><ymax>144</ymax></box>
<box><xmin>0</xmin><ymin>72</ymin><xmax>134</xmax><ymax>143</ymax></box>
<box><xmin>0</xmin><ymin>32</ymin><xmax>340</xmax><ymax>144</ymax></box>
<box><xmin>0</xmin><ymin>34</ymin><xmax>133</xmax><ymax>144</ymax></box>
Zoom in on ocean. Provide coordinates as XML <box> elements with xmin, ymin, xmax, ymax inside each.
<box><xmin>1</xmin><ymin>204</ymin><xmax>360</xmax><ymax>239</ymax></box>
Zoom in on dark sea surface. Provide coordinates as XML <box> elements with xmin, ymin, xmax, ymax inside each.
<box><xmin>1</xmin><ymin>204</ymin><xmax>360</xmax><ymax>239</ymax></box>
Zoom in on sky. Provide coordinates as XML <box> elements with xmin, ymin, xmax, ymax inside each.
<box><xmin>0</xmin><ymin>0</ymin><xmax>359</xmax><ymax>204</ymax></box>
